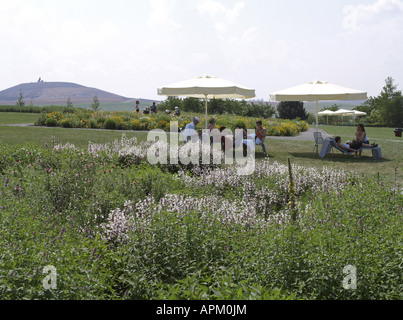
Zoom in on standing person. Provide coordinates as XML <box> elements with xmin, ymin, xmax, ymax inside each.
<box><xmin>135</xmin><ymin>100</ymin><xmax>140</xmax><ymax>113</ymax></box>
<box><xmin>150</xmin><ymin>102</ymin><xmax>157</xmax><ymax>113</ymax></box>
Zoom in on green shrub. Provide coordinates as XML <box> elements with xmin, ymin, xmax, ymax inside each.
<box><xmin>232</xmin><ymin>120</ymin><xmax>246</xmax><ymax>130</ymax></box>
<box><xmin>45</xmin><ymin>117</ymin><xmax>57</xmax><ymax>127</ymax></box>
<box><xmin>89</xmin><ymin>118</ymin><xmax>98</xmax><ymax>129</ymax></box>
<box><xmin>104</xmin><ymin>118</ymin><xmax>116</xmax><ymax>130</ymax></box>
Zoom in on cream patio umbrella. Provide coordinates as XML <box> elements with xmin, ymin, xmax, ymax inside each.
<box><xmin>335</xmin><ymin>109</ymin><xmax>367</xmax><ymax>125</ymax></box>
<box><xmin>332</xmin><ymin>109</ymin><xmax>355</xmax><ymax>126</ymax></box>
<box><xmin>158</xmin><ymin>75</ymin><xmax>255</xmax><ymax>128</ymax></box>
<box><xmin>351</xmin><ymin>110</ymin><xmax>367</xmax><ymax>116</ymax></box>
<box><xmin>269</xmin><ymin>80</ymin><xmax>367</xmax><ymax>129</ymax></box>
<box><xmin>318</xmin><ymin>110</ymin><xmax>336</xmax><ymax>125</ymax></box>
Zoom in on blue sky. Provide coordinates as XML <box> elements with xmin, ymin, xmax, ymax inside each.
<box><xmin>1</xmin><ymin>0</ymin><xmax>402</xmax><ymax>101</ymax></box>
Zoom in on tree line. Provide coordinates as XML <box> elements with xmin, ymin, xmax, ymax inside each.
<box><xmin>319</xmin><ymin>77</ymin><xmax>403</xmax><ymax>127</ymax></box>
<box><xmin>158</xmin><ymin>96</ymin><xmax>311</xmax><ymax>120</ymax></box>
<box><xmin>14</xmin><ymin>76</ymin><xmax>402</xmax><ymax>126</ymax></box>
<box><xmin>354</xmin><ymin>77</ymin><xmax>403</xmax><ymax>127</ymax></box>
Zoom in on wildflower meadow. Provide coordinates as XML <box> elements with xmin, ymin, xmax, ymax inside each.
<box><xmin>0</xmin><ymin>134</ymin><xmax>402</xmax><ymax>300</ymax></box>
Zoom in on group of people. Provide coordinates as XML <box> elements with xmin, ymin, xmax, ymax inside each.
<box><xmin>135</xmin><ymin>101</ymin><xmax>158</xmax><ymax>114</ymax></box>
<box><xmin>335</xmin><ymin>124</ymin><xmax>379</xmax><ymax>158</ymax></box>
<box><xmin>135</xmin><ymin>101</ymin><xmax>182</xmax><ymax>117</ymax></box>
<box><xmin>183</xmin><ymin>117</ymin><xmax>267</xmax><ymax>156</ymax></box>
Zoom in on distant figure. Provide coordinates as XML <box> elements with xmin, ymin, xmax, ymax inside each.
<box><xmin>150</xmin><ymin>102</ymin><xmax>157</xmax><ymax>113</ymax></box>
<box><xmin>135</xmin><ymin>100</ymin><xmax>140</xmax><ymax>113</ymax></box>
<box><xmin>174</xmin><ymin>106</ymin><xmax>181</xmax><ymax>116</ymax></box>
<box><xmin>165</xmin><ymin>109</ymin><xmax>171</xmax><ymax>114</ymax></box>
<box><xmin>143</xmin><ymin>106</ymin><xmax>150</xmax><ymax>114</ymax></box>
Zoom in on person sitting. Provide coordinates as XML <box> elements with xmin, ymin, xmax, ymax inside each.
<box><xmin>218</xmin><ymin>126</ymin><xmax>234</xmax><ymax>152</ymax></box>
<box><xmin>183</xmin><ymin>117</ymin><xmax>201</xmax><ymax>143</ymax></box>
<box><xmin>174</xmin><ymin>106</ymin><xmax>181</xmax><ymax>116</ymax></box>
<box><xmin>355</xmin><ymin>124</ymin><xmax>369</xmax><ymax>144</ymax></box>
<box><xmin>356</xmin><ymin>123</ymin><xmax>368</xmax><ymax>157</ymax></box>
<box><xmin>255</xmin><ymin>120</ymin><xmax>267</xmax><ymax>156</ymax></box>
<box><xmin>143</xmin><ymin>106</ymin><xmax>150</xmax><ymax>114</ymax></box>
<box><xmin>234</xmin><ymin>127</ymin><xmax>253</xmax><ymax>157</ymax></box>
<box><xmin>207</xmin><ymin>118</ymin><xmax>217</xmax><ymax>145</ymax></box>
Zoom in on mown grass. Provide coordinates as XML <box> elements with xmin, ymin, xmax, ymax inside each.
<box><xmin>1</xmin><ymin>121</ymin><xmax>402</xmax><ymax>186</ymax></box>
<box><xmin>0</xmin><ymin>112</ymin><xmax>41</xmax><ymax>125</ymax></box>
<box><xmin>319</xmin><ymin>125</ymin><xmax>403</xmax><ymax>142</ymax></box>
<box><xmin>0</xmin><ymin>126</ymin><xmax>149</xmax><ymax>147</ymax></box>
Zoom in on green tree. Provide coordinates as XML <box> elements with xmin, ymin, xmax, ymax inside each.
<box><xmin>183</xmin><ymin>97</ymin><xmax>203</xmax><ymax>113</ymax></box>
<box><xmin>91</xmin><ymin>95</ymin><xmax>100</xmax><ymax>111</ymax></box>
<box><xmin>16</xmin><ymin>90</ymin><xmax>25</xmax><ymax>107</ymax></box>
<box><xmin>277</xmin><ymin>101</ymin><xmax>308</xmax><ymax>120</ymax></box>
<box><xmin>67</xmin><ymin>97</ymin><xmax>73</xmax><ymax>108</ymax></box>
<box><xmin>245</xmin><ymin>102</ymin><xmax>276</xmax><ymax>118</ymax></box>
<box><xmin>361</xmin><ymin>77</ymin><xmax>403</xmax><ymax>126</ymax></box>
<box><xmin>209</xmin><ymin>98</ymin><xmax>226</xmax><ymax>114</ymax></box>
<box><xmin>320</xmin><ymin>104</ymin><xmax>340</xmax><ymax>112</ymax></box>
<box><xmin>159</xmin><ymin>96</ymin><xmax>183</xmax><ymax>111</ymax></box>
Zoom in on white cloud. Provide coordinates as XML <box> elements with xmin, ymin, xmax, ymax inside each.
<box><xmin>343</xmin><ymin>0</ymin><xmax>403</xmax><ymax>30</ymax></box>
<box><xmin>198</xmin><ymin>0</ymin><xmax>245</xmax><ymax>32</ymax></box>
<box><xmin>148</xmin><ymin>0</ymin><xmax>181</xmax><ymax>30</ymax></box>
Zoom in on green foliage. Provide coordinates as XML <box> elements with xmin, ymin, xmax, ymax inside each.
<box><xmin>358</xmin><ymin>77</ymin><xmax>403</xmax><ymax>126</ymax></box>
<box><xmin>0</xmin><ymin>141</ymin><xmax>401</xmax><ymax>300</ymax></box>
<box><xmin>16</xmin><ymin>90</ymin><xmax>25</xmax><ymax>107</ymax></box>
<box><xmin>104</xmin><ymin>118</ymin><xmax>116</xmax><ymax>129</ymax></box>
<box><xmin>158</xmin><ymin>97</ymin><xmax>276</xmax><ymax>118</ymax></box>
<box><xmin>320</xmin><ymin>104</ymin><xmax>340</xmax><ymax>112</ymax></box>
<box><xmin>277</xmin><ymin>101</ymin><xmax>309</xmax><ymax>120</ymax></box>
<box><xmin>182</xmin><ymin>97</ymin><xmax>204</xmax><ymax>113</ymax></box>
<box><xmin>91</xmin><ymin>95</ymin><xmax>100</xmax><ymax>112</ymax></box>
<box><xmin>45</xmin><ymin>118</ymin><xmax>57</xmax><ymax>127</ymax></box>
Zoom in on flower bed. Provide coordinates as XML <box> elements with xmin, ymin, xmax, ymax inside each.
<box><xmin>35</xmin><ymin>109</ymin><xmax>309</xmax><ymax>136</ymax></box>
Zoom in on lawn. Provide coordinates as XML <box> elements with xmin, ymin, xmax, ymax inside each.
<box><xmin>1</xmin><ymin>121</ymin><xmax>402</xmax><ymax>186</ymax></box>
<box><xmin>0</xmin><ymin>126</ymin><xmax>149</xmax><ymax>147</ymax></box>
<box><xmin>0</xmin><ymin>112</ymin><xmax>41</xmax><ymax>124</ymax></box>
<box><xmin>319</xmin><ymin>125</ymin><xmax>402</xmax><ymax>142</ymax></box>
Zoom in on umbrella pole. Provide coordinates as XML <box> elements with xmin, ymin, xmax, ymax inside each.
<box><xmin>316</xmin><ymin>100</ymin><xmax>319</xmax><ymax>130</ymax></box>
<box><xmin>205</xmin><ymin>95</ymin><xmax>208</xmax><ymax>129</ymax></box>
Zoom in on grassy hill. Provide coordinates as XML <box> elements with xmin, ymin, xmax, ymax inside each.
<box><xmin>0</xmin><ymin>81</ymin><xmax>155</xmax><ymax>107</ymax></box>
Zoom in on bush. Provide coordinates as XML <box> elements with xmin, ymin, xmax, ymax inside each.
<box><xmin>45</xmin><ymin>118</ymin><xmax>57</xmax><ymax>127</ymax></box>
<box><xmin>232</xmin><ymin>120</ymin><xmax>246</xmax><ymax>130</ymax></box>
<box><xmin>104</xmin><ymin>118</ymin><xmax>116</xmax><ymax>130</ymax></box>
